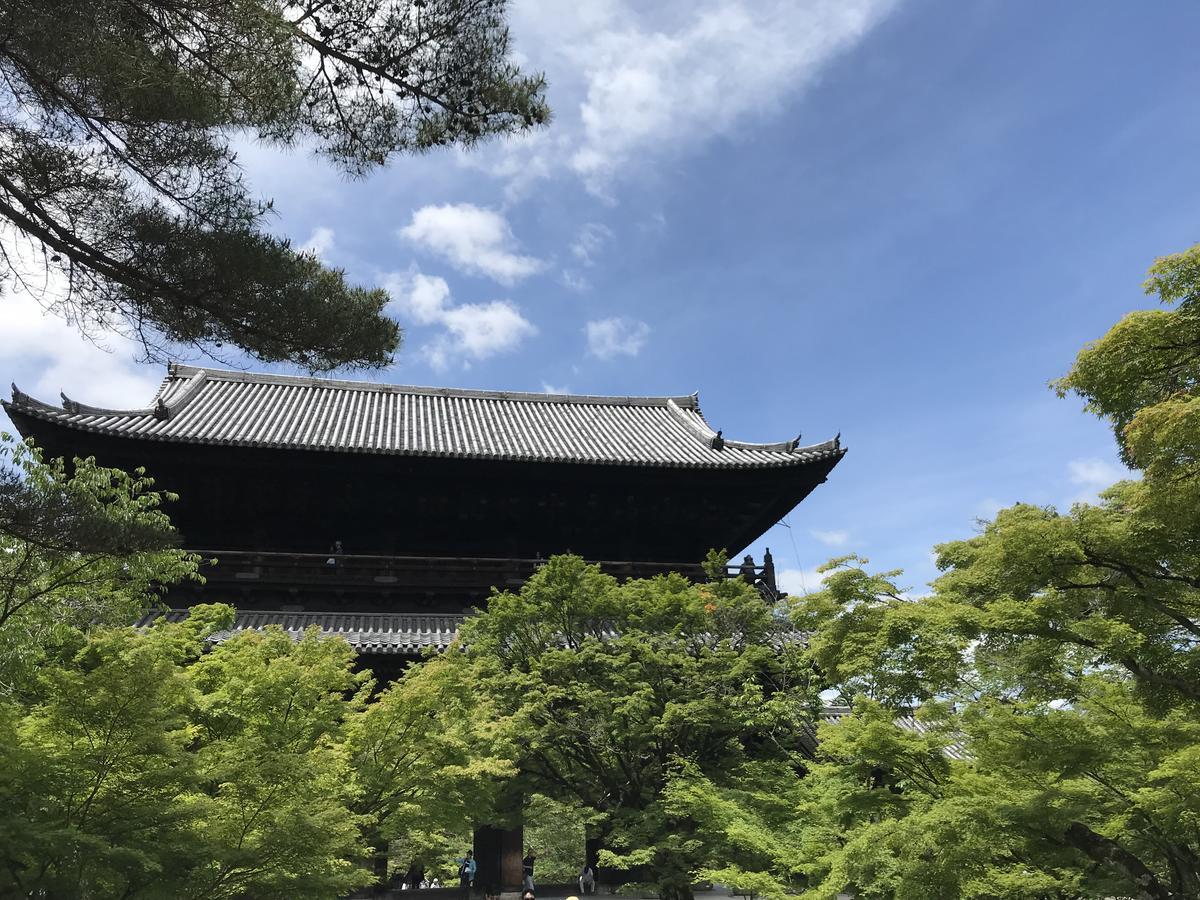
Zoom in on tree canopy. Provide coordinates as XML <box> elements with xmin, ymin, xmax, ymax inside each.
<box><xmin>453</xmin><ymin>553</ymin><xmax>821</xmax><ymax>900</ymax></box>
<box><xmin>0</xmin><ymin>607</ymin><xmax>380</xmax><ymax>899</ymax></box>
<box><xmin>674</xmin><ymin>244</ymin><xmax>1200</xmax><ymax>899</ymax></box>
<box><xmin>0</xmin><ymin>439</ymin><xmax>512</xmax><ymax>897</ymax></box>
<box><xmin>0</xmin><ymin>435</ymin><xmax>200</xmax><ymax>691</ymax></box>
<box><xmin>0</xmin><ymin>0</ymin><xmax>548</xmax><ymax>370</ymax></box>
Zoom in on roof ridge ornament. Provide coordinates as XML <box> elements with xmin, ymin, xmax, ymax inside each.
<box><xmin>710</xmin><ymin>429</ymin><xmax>724</xmax><ymax>450</ymax></box>
<box><xmin>6</xmin><ymin>383</ymin><xmax>60</xmax><ymax>414</ymax></box>
<box><xmin>155</xmin><ymin>368</ymin><xmax>207</xmax><ymax>420</ymax></box>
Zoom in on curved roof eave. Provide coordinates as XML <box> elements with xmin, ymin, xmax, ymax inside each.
<box><xmin>4</xmin><ymin>366</ymin><xmax>846</xmax><ymax>471</ymax></box>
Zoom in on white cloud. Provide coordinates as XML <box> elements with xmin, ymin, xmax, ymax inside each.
<box><xmin>399</xmin><ymin>204</ymin><xmax>544</xmax><ymax>285</ymax></box>
<box><xmin>440</xmin><ymin>301</ymin><xmax>537</xmax><ymax>361</ymax></box>
<box><xmin>560</xmin><ymin>269</ymin><xmax>591</xmax><ymax>292</ymax></box>
<box><xmin>1067</xmin><ymin>456</ymin><xmax>1129</xmax><ymax>505</ymax></box>
<box><xmin>0</xmin><ymin>227</ymin><xmax>162</xmax><ymax>417</ymax></box>
<box><xmin>491</xmin><ymin>0</ymin><xmax>897</xmax><ymax>195</ymax></box>
<box><xmin>396</xmin><ymin>270</ymin><xmax>455</xmax><ymax>325</ymax></box>
<box><xmin>383</xmin><ymin>268</ymin><xmax>537</xmax><ymax>371</ymax></box>
<box><xmin>571</xmin><ymin>223</ymin><xmax>613</xmax><ymax>266</ymax></box>
<box><xmin>542</xmin><ymin>381</ymin><xmax>571</xmax><ymax>394</ymax></box>
<box><xmin>640</xmin><ymin>211</ymin><xmax>668</xmax><ymax>234</ymax></box>
<box><xmin>776</xmin><ymin>566</ymin><xmax>829</xmax><ymax>596</ymax></box>
<box><xmin>299</xmin><ymin>226</ymin><xmax>335</xmax><ymax>260</ymax></box>
<box><xmin>1068</xmin><ymin>457</ymin><xmax>1125</xmax><ymax>490</ymax></box>
<box><xmin>810</xmin><ymin>529</ymin><xmax>849</xmax><ymax>547</ymax></box>
<box><xmin>585</xmin><ymin>317</ymin><xmax>650</xmax><ymax>359</ymax></box>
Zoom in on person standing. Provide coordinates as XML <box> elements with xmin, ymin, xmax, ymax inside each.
<box><xmin>456</xmin><ymin>850</ymin><xmax>476</xmax><ymax>898</ymax></box>
<box><xmin>579</xmin><ymin>862</ymin><xmax>596</xmax><ymax>895</ymax></box>
<box><xmin>522</xmin><ymin>850</ymin><xmax>536</xmax><ymax>893</ymax></box>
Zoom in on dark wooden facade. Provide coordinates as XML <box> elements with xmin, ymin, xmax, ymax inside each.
<box><xmin>4</xmin><ymin>365</ymin><xmax>843</xmax><ymax>614</ymax></box>
<box><xmin>4</xmin><ymin>409</ymin><xmax>838</xmax><ymax>566</ymax></box>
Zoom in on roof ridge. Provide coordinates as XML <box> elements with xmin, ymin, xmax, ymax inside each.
<box><xmin>168</xmin><ymin>364</ymin><xmax>700</xmax><ymax>409</ymax></box>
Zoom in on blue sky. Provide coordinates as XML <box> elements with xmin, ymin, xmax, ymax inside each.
<box><xmin>4</xmin><ymin>0</ymin><xmax>1200</xmax><ymax>592</ymax></box>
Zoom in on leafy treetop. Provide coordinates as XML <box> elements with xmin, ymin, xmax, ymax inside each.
<box><xmin>0</xmin><ymin>0</ymin><xmax>548</xmax><ymax>370</ymax></box>
<box><xmin>455</xmin><ymin>553</ymin><xmax>821</xmax><ymax>900</ymax></box>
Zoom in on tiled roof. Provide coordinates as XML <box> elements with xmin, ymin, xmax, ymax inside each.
<box><xmin>817</xmin><ymin>705</ymin><xmax>971</xmax><ymax>760</ymax></box>
<box><xmin>138</xmin><ymin>609</ymin><xmax>464</xmax><ymax>655</ymax></box>
<box><xmin>5</xmin><ymin>364</ymin><xmax>843</xmax><ymax>469</ymax></box>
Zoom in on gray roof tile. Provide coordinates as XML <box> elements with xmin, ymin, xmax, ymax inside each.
<box><xmin>138</xmin><ymin>609</ymin><xmax>464</xmax><ymax>655</ymax></box>
<box><xmin>7</xmin><ymin>365</ymin><xmax>844</xmax><ymax>469</ymax></box>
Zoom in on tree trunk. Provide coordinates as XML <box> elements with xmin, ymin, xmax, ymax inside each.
<box><xmin>360</xmin><ymin>829</ymin><xmax>390</xmax><ymax>894</ymax></box>
<box><xmin>1063</xmin><ymin>822</ymin><xmax>1172</xmax><ymax>900</ymax></box>
<box><xmin>1163</xmin><ymin>844</ymin><xmax>1200</xmax><ymax>899</ymax></box>
<box><xmin>658</xmin><ymin>876</ymin><xmax>694</xmax><ymax>900</ymax></box>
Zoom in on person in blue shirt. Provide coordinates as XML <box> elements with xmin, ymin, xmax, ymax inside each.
<box><xmin>456</xmin><ymin>850</ymin><xmax>476</xmax><ymax>897</ymax></box>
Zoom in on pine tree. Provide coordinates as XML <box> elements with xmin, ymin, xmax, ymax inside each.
<box><xmin>0</xmin><ymin>0</ymin><xmax>548</xmax><ymax>370</ymax></box>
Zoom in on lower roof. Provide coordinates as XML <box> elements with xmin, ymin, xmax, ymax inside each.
<box><xmin>135</xmin><ymin>610</ymin><xmax>964</xmax><ymax>758</ymax></box>
<box><xmin>138</xmin><ymin>609</ymin><xmax>464</xmax><ymax>655</ymax></box>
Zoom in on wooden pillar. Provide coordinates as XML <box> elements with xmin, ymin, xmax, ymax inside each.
<box><xmin>500</xmin><ymin>825</ymin><xmax>524</xmax><ymax>892</ymax></box>
<box><xmin>474</xmin><ymin>824</ymin><xmax>524</xmax><ymax>894</ymax></box>
<box><xmin>474</xmin><ymin>826</ymin><xmax>501</xmax><ymax>893</ymax></box>
<box><xmin>585</xmin><ymin>834</ymin><xmax>605</xmax><ymax>889</ymax></box>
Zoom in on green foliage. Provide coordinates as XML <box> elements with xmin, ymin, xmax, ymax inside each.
<box><xmin>524</xmin><ymin>793</ymin><xmax>597</xmax><ymax>882</ymax></box>
<box><xmin>347</xmin><ymin>650</ymin><xmax>518</xmax><ymax>872</ymax></box>
<box><xmin>0</xmin><ymin>435</ymin><xmax>200</xmax><ymax>692</ymax></box>
<box><xmin>0</xmin><ymin>0</ymin><xmax>548</xmax><ymax>369</ymax></box>
<box><xmin>758</xmin><ymin>245</ymin><xmax>1200</xmax><ymax>898</ymax></box>
<box><xmin>458</xmin><ymin>554</ymin><xmax>821</xmax><ymax>900</ymax></box>
<box><xmin>1055</xmin><ymin>242</ymin><xmax>1200</xmax><ymax>470</ymax></box>
<box><xmin>0</xmin><ymin>609</ymin><xmax>375</xmax><ymax>899</ymax></box>
<box><xmin>664</xmin><ymin>759</ymin><xmax>809</xmax><ymax>898</ymax></box>
<box><xmin>790</xmin><ymin>557</ymin><xmax>965</xmax><ymax>705</ymax></box>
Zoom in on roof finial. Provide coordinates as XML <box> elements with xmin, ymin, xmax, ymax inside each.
<box><xmin>60</xmin><ymin>392</ymin><xmax>79</xmax><ymax>413</ymax></box>
<box><xmin>834</xmin><ymin>431</ymin><xmax>841</xmax><ymax>450</ymax></box>
<box><xmin>710</xmin><ymin>429</ymin><xmax>725</xmax><ymax>451</ymax></box>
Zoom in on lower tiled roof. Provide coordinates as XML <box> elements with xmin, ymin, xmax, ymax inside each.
<box><xmin>138</xmin><ymin>609</ymin><xmax>464</xmax><ymax>655</ymax></box>
<box><xmin>136</xmin><ymin>612</ymin><xmax>967</xmax><ymax>757</ymax></box>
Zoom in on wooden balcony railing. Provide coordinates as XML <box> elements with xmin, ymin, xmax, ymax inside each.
<box><xmin>184</xmin><ymin>550</ymin><xmax>781</xmax><ymax>604</ymax></box>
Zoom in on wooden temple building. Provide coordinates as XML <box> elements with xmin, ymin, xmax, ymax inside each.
<box><xmin>3</xmin><ymin>363</ymin><xmax>846</xmax><ymax>892</ymax></box>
